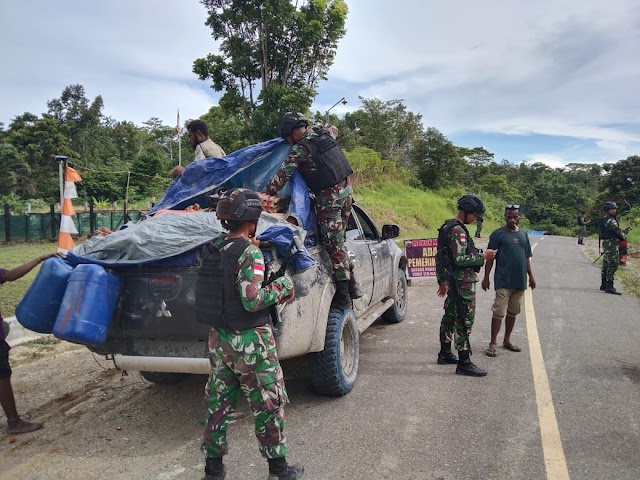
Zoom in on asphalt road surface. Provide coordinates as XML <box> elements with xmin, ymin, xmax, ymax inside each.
<box><xmin>1</xmin><ymin>235</ymin><xmax>639</xmax><ymax>480</ymax></box>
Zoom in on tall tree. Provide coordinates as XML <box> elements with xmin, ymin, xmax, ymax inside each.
<box><xmin>193</xmin><ymin>0</ymin><xmax>348</xmax><ymax>141</ymax></box>
<box><xmin>411</xmin><ymin>127</ymin><xmax>465</xmax><ymax>189</ymax></box>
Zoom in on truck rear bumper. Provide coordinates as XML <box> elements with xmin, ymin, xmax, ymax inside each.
<box><xmin>113</xmin><ymin>355</ymin><xmax>210</xmax><ymax>374</ymax></box>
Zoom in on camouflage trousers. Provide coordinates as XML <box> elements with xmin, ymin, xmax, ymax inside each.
<box><xmin>578</xmin><ymin>225</ymin><xmax>586</xmax><ymax>242</ymax></box>
<box><xmin>316</xmin><ymin>190</ymin><xmax>353</xmax><ymax>282</ymax></box>
<box><xmin>440</xmin><ymin>281</ymin><xmax>476</xmax><ymax>352</ymax></box>
<box><xmin>202</xmin><ymin>324</ymin><xmax>289</xmax><ymax>460</ymax></box>
<box><xmin>601</xmin><ymin>239</ymin><xmax>619</xmax><ymax>283</ymax></box>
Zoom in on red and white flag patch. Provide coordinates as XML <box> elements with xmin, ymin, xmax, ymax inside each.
<box><xmin>460</xmin><ymin>233</ymin><xmax>466</xmax><ymax>243</ymax></box>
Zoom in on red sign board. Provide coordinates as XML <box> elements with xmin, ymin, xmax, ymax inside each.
<box><xmin>404</xmin><ymin>238</ymin><xmax>437</xmax><ymax>278</ymax></box>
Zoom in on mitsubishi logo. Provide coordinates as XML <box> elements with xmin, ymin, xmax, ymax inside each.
<box><xmin>156</xmin><ymin>300</ymin><xmax>172</xmax><ymax>317</ymax></box>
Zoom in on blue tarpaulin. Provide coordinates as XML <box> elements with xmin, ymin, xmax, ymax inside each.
<box><xmin>258</xmin><ymin>225</ymin><xmax>316</xmax><ymax>273</ymax></box>
<box><xmin>148</xmin><ymin>138</ymin><xmax>315</xmax><ymax>231</ymax></box>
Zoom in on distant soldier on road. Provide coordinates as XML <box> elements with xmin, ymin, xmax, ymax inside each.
<box><xmin>474</xmin><ymin>212</ymin><xmax>483</xmax><ymax>238</ymax></box>
<box><xmin>196</xmin><ymin>188</ymin><xmax>303</xmax><ymax>480</ymax></box>
<box><xmin>577</xmin><ymin>210</ymin><xmax>588</xmax><ymax>245</ymax></box>
<box><xmin>598</xmin><ymin>201</ymin><xmax>627</xmax><ymax>295</ymax></box>
<box><xmin>435</xmin><ymin>194</ymin><xmax>496</xmax><ymax>377</ymax></box>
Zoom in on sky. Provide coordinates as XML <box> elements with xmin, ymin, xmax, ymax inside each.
<box><xmin>1</xmin><ymin>0</ymin><xmax>639</xmax><ymax>168</ymax></box>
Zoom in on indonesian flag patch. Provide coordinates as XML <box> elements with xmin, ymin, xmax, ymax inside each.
<box><xmin>253</xmin><ymin>258</ymin><xmax>265</xmax><ymax>277</ymax></box>
<box><xmin>460</xmin><ymin>232</ymin><xmax>466</xmax><ymax>243</ymax></box>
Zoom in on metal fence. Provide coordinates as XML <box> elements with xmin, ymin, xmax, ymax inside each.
<box><xmin>2</xmin><ymin>204</ymin><xmax>144</xmax><ymax>243</ymax></box>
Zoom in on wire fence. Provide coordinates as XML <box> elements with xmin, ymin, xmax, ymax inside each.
<box><xmin>2</xmin><ymin>204</ymin><xmax>144</xmax><ymax>243</ymax></box>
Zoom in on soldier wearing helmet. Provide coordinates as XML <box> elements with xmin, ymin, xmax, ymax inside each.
<box><xmin>598</xmin><ymin>201</ymin><xmax>627</xmax><ymax>295</ymax></box>
<box><xmin>263</xmin><ymin>112</ymin><xmax>357</xmax><ymax>310</ymax></box>
<box><xmin>435</xmin><ymin>194</ymin><xmax>496</xmax><ymax>377</ymax></box>
<box><xmin>198</xmin><ymin>188</ymin><xmax>304</xmax><ymax>480</ymax></box>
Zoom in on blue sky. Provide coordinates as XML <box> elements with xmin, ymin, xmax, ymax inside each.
<box><xmin>1</xmin><ymin>0</ymin><xmax>639</xmax><ymax>168</ymax></box>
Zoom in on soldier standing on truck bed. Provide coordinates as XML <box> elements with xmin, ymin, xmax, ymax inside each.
<box><xmin>263</xmin><ymin>112</ymin><xmax>361</xmax><ymax>311</ymax></box>
<box><xmin>435</xmin><ymin>195</ymin><xmax>496</xmax><ymax>377</ymax></box>
<box><xmin>196</xmin><ymin>188</ymin><xmax>304</xmax><ymax>480</ymax></box>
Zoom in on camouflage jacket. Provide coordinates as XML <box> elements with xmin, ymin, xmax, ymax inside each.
<box><xmin>215</xmin><ymin>235</ymin><xmax>293</xmax><ymax>312</ymax></box>
<box><xmin>601</xmin><ymin>216</ymin><xmax>627</xmax><ymax>242</ymax></box>
<box><xmin>264</xmin><ymin>126</ymin><xmax>351</xmax><ymax>201</ymax></box>
<box><xmin>436</xmin><ymin>220</ymin><xmax>484</xmax><ymax>285</ymax></box>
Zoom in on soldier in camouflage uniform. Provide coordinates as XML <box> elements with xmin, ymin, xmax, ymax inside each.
<box><xmin>599</xmin><ymin>201</ymin><xmax>627</xmax><ymax>295</ymax></box>
<box><xmin>264</xmin><ymin>112</ymin><xmax>356</xmax><ymax>310</ymax></box>
<box><xmin>199</xmin><ymin>188</ymin><xmax>304</xmax><ymax>480</ymax></box>
<box><xmin>436</xmin><ymin>195</ymin><xmax>496</xmax><ymax>377</ymax></box>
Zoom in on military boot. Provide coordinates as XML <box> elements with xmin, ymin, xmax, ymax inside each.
<box><xmin>600</xmin><ymin>276</ymin><xmax>606</xmax><ymax>291</ymax></box>
<box><xmin>456</xmin><ymin>350</ymin><xmax>487</xmax><ymax>377</ymax></box>
<box><xmin>204</xmin><ymin>457</ymin><xmax>226</xmax><ymax>480</ymax></box>
<box><xmin>331</xmin><ymin>280</ymin><xmax>353</xmax><ymax>310</ymax></box>
<box><xmin>268</xmin><ymin>458</ymin><xmax>304</xmax><ymax>480</ymax></box>
<box><xmin>348</xmin><ymin>276</ymin><xmax>363</xmax><ymax>299</ymax></box>
<box><xmin>437</xmin><ymin>343</ymin><xmax>458</xmax><ymax>364</ymax></box>
<box><xmin>605</xmin><ymin>281</ymin><xmax>622</xmax><ymax>295</ymax></box>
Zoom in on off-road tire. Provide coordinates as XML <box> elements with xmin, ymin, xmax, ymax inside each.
<box><xmin>308</xmin><ymin>308</ymin><xmax>359</xmax><ymax>396</ymax></box>
<box><xmin>381</xmin><ymin>268</ymin><xmax>408</xmax><ymax>323</ymax></box>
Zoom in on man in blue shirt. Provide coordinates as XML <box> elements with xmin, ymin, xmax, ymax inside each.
<box><xmin>481</xmin><ymin>205</ymin><xmax>536</xmax><ymax>357</ymax></box>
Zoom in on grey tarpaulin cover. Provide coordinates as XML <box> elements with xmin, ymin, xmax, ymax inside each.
<box><xmin>67</xmin><ymin>211</ymin><xmax>308</xmax><ymax>268</ymax></box>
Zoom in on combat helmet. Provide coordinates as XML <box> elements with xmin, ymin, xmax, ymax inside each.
<box><xmin>278</xmin><ymin>112</ymin><xmax>309</xmax><ymax>138</ymax></box>
<box><xmin>216</xmin><ymin>188</ymin><xmax>263</xmax><ymax>222</ymax></box>
<box><xmin>603</xmin><ymin>201</ymin><xmax>618</xmax><ymax>211</ymax></box>
<box><xmin>457</xmin><ymin>194</ymin><xmax>485</xmax><ymax>215</ymax></box>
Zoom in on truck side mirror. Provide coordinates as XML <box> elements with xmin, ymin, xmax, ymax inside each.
<box><xmin>381</xmin><ymin>224</ymin><xmax>399</xmax><ymax>240</ymax></box>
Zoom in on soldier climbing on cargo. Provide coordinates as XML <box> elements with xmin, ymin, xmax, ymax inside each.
<box><xmin>435</xmin><ymin>195</ymin><xmax>496</xmax><ymax>377</ymax></box>
<box><xmin>263</xmin><ymin>112</ymin><xmax>360</xmax><ymax>311</ymax></box>
<box><xmin>1</xmin><ymin>252</ymin><xmax>64</xmax><ymax>434</ymax></box>
<box><xmin>195</xmin><ymin>188</ymin><xmax>303</xmax><ymax>480</ymax></box>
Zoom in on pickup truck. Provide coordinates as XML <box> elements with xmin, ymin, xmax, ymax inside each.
<box><xmin>90</xmin><ymin>203</ymin><xmax>408</xmax><ymax>396</ymax></box>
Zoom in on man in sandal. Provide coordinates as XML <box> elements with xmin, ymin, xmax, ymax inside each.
<box><xmin>481</xmin><ymin>205</ymin><xmax>536</xmax><ymax>357</ymax></box>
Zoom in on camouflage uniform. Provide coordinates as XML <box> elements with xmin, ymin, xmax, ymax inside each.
<box><xmin>600</xmin><ymin>216</ymin><xmax>626</xmax><ymax>286</ymax></box>
<box><xmin>474</xmin><ymin>214</ymin><xmax>483</xmax><ymax>238</ymax></box>
<box><xmin>436</xmin><ymin>221</ymin><xmax>485</xmax><ymax>352</ymax></box>
<box><xmin>202</xmin><ymin>234</ymin><xmax>293</xmax><ymax>460</ymax></box>
<box><xmin>265</xmin><ymin>126</ymin><xmax>353</xmax><ymax>282</ymax></box>
<box><xmin>577</xmin><ymin>214</ymin><xmax>587</xmax><ymax>244</ymax></box>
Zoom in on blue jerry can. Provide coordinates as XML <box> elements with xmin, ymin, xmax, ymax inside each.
<box><xmin>53</xmin><ymin>264</ymin><xmax>121</xmax><ymax>346</ymax></box>
<box><xmin>15</xmin><ymin>256</ymin><xmax>74</xmax><ymax>334</ymax></box>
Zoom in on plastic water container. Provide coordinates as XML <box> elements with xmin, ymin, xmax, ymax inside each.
<box><xmin>53</xmin><ymin>264</ymin><xmax>121</xmax><ymax>346</ymax></box>
<box><xmin>15</xmin><ymin>256</ymin><xmax>74</xmax><ymax>334</ymax></box>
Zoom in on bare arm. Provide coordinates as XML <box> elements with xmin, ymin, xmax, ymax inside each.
<box><xmin>527</xmin><ymin>257</ymin><xmax>536</xmax><ymax>289</ymax></box>
<box><xmin>3</xmin><ymin>252</ymin><xmax>64</xmax><ymax>282</ymax></box>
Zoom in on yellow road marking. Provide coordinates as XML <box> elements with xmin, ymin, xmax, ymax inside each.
<box><xmin>526</xmin><ymin>242</ymin><xmax>570</xmax><ymax>479</ymax></box>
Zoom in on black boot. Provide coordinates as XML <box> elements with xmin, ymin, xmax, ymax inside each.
<box><xmin>600</xmin><ymin>277</ymin><xmax>606</xmax><ymax>291</ymax></box>
<box><xmin>268</xmin><ymin>457</ymin><xmax>304</xmax><ymax>480</ymax></box>
<box><xmin>331</xmin><ymin>280</ymin><xmax>352</xmax><ymax>310</ymax></box>
<box><xmin>204</xmin><ymin>457</ymin><xmax>226</xmax><ymax>480</ymax></box>
<box><xmin>437</xmin><ymin>343</ymin><xmax>458</xmax><ymax>364</ymax></box>
<box><xmin>456</xmin><ymin>350</ymin><xmax>487</xmax><ymax>377</ymax></box>
<box><xmin>605</xmin><ymin>281</ymin><xmax>622</xmax><ymax>295</ymax></box>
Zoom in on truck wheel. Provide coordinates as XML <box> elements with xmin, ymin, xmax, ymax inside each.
<box><xmin>308</xmin><ymin>309</ymin><xmax>359</xmax><ymax>396</ymax></box>
<box><xmin>382</xmin><ymin>268</ymin><xmax>408</xmax><ymax>323</ymax></box>
<box><xmin>140</xmin><ymin>371</ymin><xmax>187</xmax><ymax>385</ymax></box>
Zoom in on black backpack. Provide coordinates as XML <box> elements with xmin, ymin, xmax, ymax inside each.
<box><xmin>436</xmin><ymin>219</ymin><xmax>481</xmax><ymax>275</ymax></box>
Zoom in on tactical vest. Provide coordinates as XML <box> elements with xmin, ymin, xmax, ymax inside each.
<box><xmin>436</xmin><ymin>219</ymin><xmax>481</xmax><ymax>275</ymax></box>
<box><xmin>195</xmin><ymin>238</ymin><xmax>270</xmax><ymax>330</ymax></box>
<box><xmin>299</xmin><ymin>130</ymin><xmax>353</xmax><ymax>193</ymax></box>
<box><xmin>598</xmin><ymin>216</ymin><xmax>617</xmax><ymax>240</ymax></box>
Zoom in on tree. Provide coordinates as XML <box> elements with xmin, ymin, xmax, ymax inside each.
<box><xmin>193</xmin><ymin>0</ymin><xmax>348</xmax><ymax>141</ymax></box>
<box><xmin>344</xmin><ymin>98</ymin><xmax>423</xmax><ymax>167</ymax></box>
<box><xmin>411</xmin><ymin>127</ymin><xmax>465</xmax><ymax>189</ymax></box>
<box><xmin>601</xmin><ymin>156</ymin><xmax>640</xmax><ymax>214</ymax></box>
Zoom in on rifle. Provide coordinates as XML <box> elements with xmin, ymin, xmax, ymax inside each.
<box><xmin>263</xmin><ymin>239</ymin><xmax>300</xmax><ymax>326</ymax></box>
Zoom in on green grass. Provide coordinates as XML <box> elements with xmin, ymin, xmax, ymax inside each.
<box><xmin>353</xmin><ymin>181</ymin><xmax>505</xmax><ymax>241</ymax></box>
<box><xmin>0</xmin><ymin>241</ymin><xmax>60</xmax><ymax>318</ymax></box>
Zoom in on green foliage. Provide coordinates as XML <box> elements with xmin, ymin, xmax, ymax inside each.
<box><xmin>194</xmin><ymin>0</ymin><xmax>348</xmax><ymax>142</ymax></box>
<box><xmin>411</xmin><ymin>127</ymin><xmax>465</xmax><ymax>189</ymax></box>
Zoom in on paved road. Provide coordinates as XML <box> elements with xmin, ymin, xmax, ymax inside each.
<box><xmin>195</xmin><ymin>234</ymin><xmax>640</xmax><ymax>479</ymax></box>
<box><xmin>2</xmin><ymin>235</ymin><xmax>638</xmax><ymax>479</ymax></box>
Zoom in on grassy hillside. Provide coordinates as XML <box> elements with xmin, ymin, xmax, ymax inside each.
<box><xmin>353</xmin><ymin>181</ymin><xmax>515</xmax><ymax>241</ymax></box>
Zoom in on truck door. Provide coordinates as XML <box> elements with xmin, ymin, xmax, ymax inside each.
<box><xmin>345</xmin><ymin>209</ymin><xmax>375</xmax><ymax>313</ymax></box>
